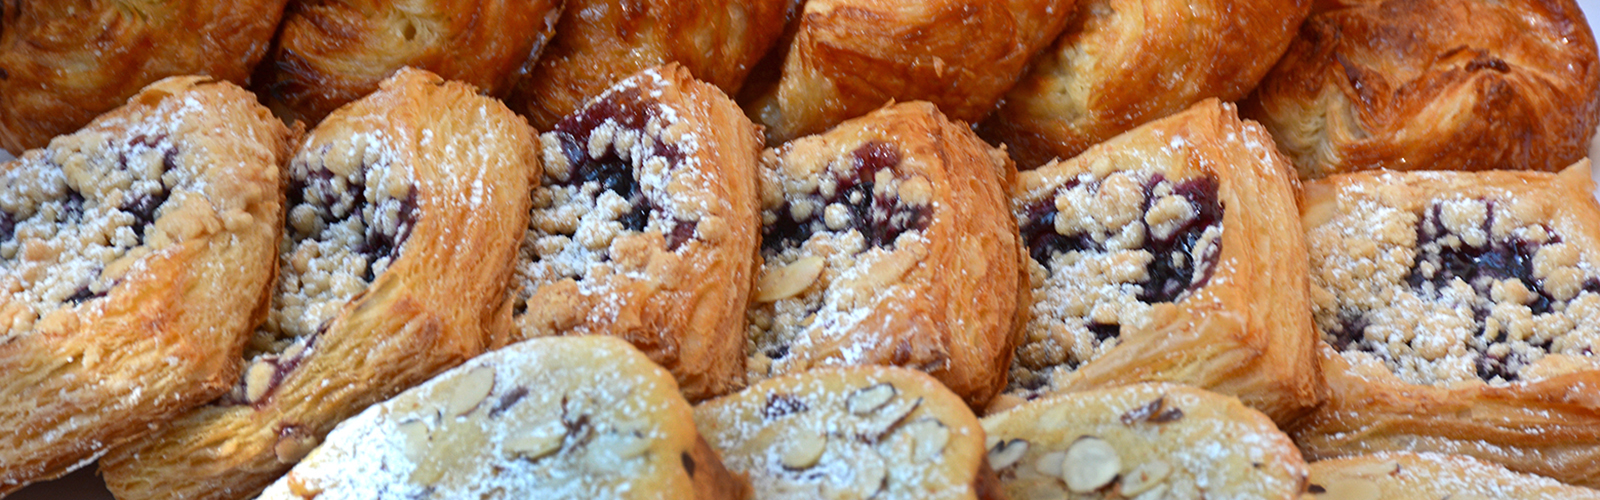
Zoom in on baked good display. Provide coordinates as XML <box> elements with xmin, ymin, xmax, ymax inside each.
<box><xmin>747</xmin><ymin>101</ymin><xmax>1024</xmax><ymax>407</ymax></box>
<box><xmin>1294</xmin><ymin>163</ymin><xmax>1600</xmax><ymax>487</ymax></box>
<box><xmin>257</xmin><ymin>0</ymin><xmax>563</xmax><ymax>125</ymax></box>
<box><xmin>997</xmin><ymin>99</ymin><xmax>1320</xmax><ymax>424</ymax></box>
<box><xmin>1242</xmin><ymin>0</ymin><xmax>1600</xmax><ymax>179</ymax></box>
<box><xmin>748</xmin><ymin>0</ymin><xmax>1078</xmax><ymax>144</ymax></box>
<box><xmin>981</xmin><ymin>383</ymin><xmax>1308</xmax><ymax>499</ymax></box>
<box><xmin>257</xmin><ymin>335</ymin><xmax>750</xmax><ymax>499</ymax></box>
<box><xmin>695</xmin><ymin>365</ymin><xmax>997</xmax><ymax>499</ymax></box>
<box><xmin>1307</xmin><ymin>452</ymin><xmax>1600</xmax><ymax>500</ymax></box>
<box><xmin>513</xmin><ymin>64</ymin><xmax>762</xmax><ymax>402</ymax></box>
<box><xmin>0</xmin><ymin>0</ymin><xmax>290</xmax><ymax>153</ymax></box>
<box><xmin>98</xmin><ymin>68</ymin><xmax>537</xmax><ymax>500</ymax></box>
<box><xmin>508</xmin><ymin>0</ymin><xmax>790</xmax><ymax>131</ymax></box>
<box><xmin>979</xmin><ymin>0</ymin><xmax>1310</xmax><ymax>168</ymax></box>
<box><xmin>0</xmin><ymin>77</ymin><xmax>296</xmax><ymax>494</ymax></box>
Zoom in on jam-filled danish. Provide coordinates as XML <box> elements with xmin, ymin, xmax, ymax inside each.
<box><xmin>0</xmin><ymin>77</ymin><xmax>296</xmax><ymax>494</ymax></box>
<box><xmin>100</xmin><ymin>69</ymin><xmax>537</xmax><ymax>500</ymax></box>
<box><xmin>1293</xmin><ymin>164</ymin><xmax>1600</xmax><ymax>488</ymax></box>
<box><xmin>998</xmin><ymin>99</ymin><xmax>1319</xmax><ymax>425</ymax></box>
<box><xmin>746</xmin><ymin>101</ymin><xmax>1024</xmax><ymax>407</ymax></box>
<box><xmin>513</xmin><ymin>64</ymin><xmax>763</xmax><ymax>402</ymax></box>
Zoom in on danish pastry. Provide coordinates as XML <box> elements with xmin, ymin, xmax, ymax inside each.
<box><xmin>0</xmin><ymin>77</ymin><xmax>295</xmax><ymax>493</ymax></box>
<box><xmin>1242</xmin><ymin>0</ymin><xmax>1600</xmax><ymax>179</ymax></box>
<box><xmin>99</xmin><ymin>69</ymin><xmax>536</xmax><ymax>500</ymax></box>
<box><xmin>747</xmin><ymin>101</ymin><xmax>1024</xmax><ymax>407</ymax></box>
<box><xmin>1293</xmin><ymin>163</ymin><xmax>1600</xmax><ymax>487</ymax></box>
<box><xmin>695</xmin><ymin>365</ymin><xmax>997</xmax><ymax>499</ymax></box>
<box><xmin>258</xmin><ymin>336</ymin><xmax>750</xmax><ymax>499</ymax></box>
<box><xmin>257</xmin><ymin>0</ymin><xmax>563</xmax><ymax>125</ymax></box>
<box><xmin>508</xmin><ymin>0</ymin><xmax>790</xmax><ymax>131</ymax></box>
<box><xmin>750</xmin><ymin>0</ymin><xmax>1078</xmax><ymax>144</ymax></box>
<box><xmin>981</xmin><ymin>383</ymin><xmax>1308</xmax><ymax>499</ymax></box>
<box><xmin>979</xmin><ymin>0</ymin><xmax>1310</xmax><ymax>168</ymax></box>
<box><xmin>997</xmin><ymin>99</ymin><xmax>1320</xmax><ymax>425</ymax></box>
<box><xmin>513</xmin><ymin>64</ymin><xmax>762</xmax><ymax>402</ymax></box>
<box><xmin>0</xmin><ymin>0</ymin><xmax>290</xmax><ymax>153</ymax></box>
<box><xmin>1307</xmin><ymin>452</ymin><xmax>1600</xmax><ymax>500</ymax></box>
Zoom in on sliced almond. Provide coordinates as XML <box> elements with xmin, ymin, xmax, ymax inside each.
<box><xmin>1062</xmin><ymin>436</ymin><xmax>1121</xmax><ymax>493</ymax></box>
<box><xmin>1120</xmin><ymin>459</ymin><xmax>1172</xmax><ymax>496</ymax></box>
<box><xmin>903</xmin><ymin>418</ymin><xmax>949</xmax><ymax>463</ymax></box>
<box><xmin>781</xmin><ymin>428</ymin><xmax>828</xmax><ymax>469</ymax></box>
<box><xmin>849</xmin><ymin>448</ymin><xmax>888</xmax><ymax>496</ymax></box>
<box><xmin>987</xmin><ymin>439</ymin><xmax>1029</xmax><ymax>471</ymax></box>
<box><xmin>1313</xmin><ymin>479</ymin><xmax>1380</xmax><ymax>500</ymax></box>
<box><xmin>1035</xmin><ymin>451</ymin><xmax>1066</xmax><ymax>478</ymax></box>
<box><xmin>506</xmin><ymin>420</ymin><xmax>566</xmax><ymax>461</ymax></box>
<box><xmin>397</xmin><ymin>419</ymin><xmax>431</xmax><ymax>462</ymax></box>
<box><xmin>755</xmin><ymin>256</ymin><xmax>826</xmax><ymax>302</ymax></box>
<box><xmin>446</xmin><ymin>366</ymin><xmax>496</xmax><ymax>417</ymax></box>
<box><xmin>846</xmin><ymin>383</ymin><xmax>897</xmax><ymax>415</ymax></box>
<box><xmin>612</xmin><ymin>431</ymin><xmax>653</xmax><ymax>460</ymax></box>
<box><xmin>1132</xmin><ymin>482</ymin><xmax>1169</xmax><ymax>500</ymax></box>
<box><xmin>244</xmin><ymin>360</ymin><xmax>276</xmax><ymax>403</ymax></box>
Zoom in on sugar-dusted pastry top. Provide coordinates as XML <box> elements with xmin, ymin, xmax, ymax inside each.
<box><xmin>1308</xmin><ymin>452</ymin><xmax>1600</xmax><ymax>500</ymax></box>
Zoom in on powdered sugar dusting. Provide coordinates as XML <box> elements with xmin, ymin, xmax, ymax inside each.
<box><xmin>1309</xmin><ymin>452</ymin><xmax>1599</xmax><ymax>499</ymax></box>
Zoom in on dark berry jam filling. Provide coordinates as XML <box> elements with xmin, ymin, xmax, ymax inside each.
<box><xmin>288</xmin><ymin>163</ymin><xmax>418</xmax><ymax>282</ymax></box>
<box><xmin>0</xmin><ymin>211</ymin><xmax>13</xmax><ymax>243</ymax></box>
<box><xmin>762</xmin><ymin>141</ymin><xmax>931</xmax><ymax>252</ymax></box>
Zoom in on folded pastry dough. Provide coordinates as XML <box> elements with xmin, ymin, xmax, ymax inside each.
<box><xmin>1294</xmin><ymin>163</ymin><xmax>1600</xmax><ymax>487</ymax></box>
<box><xmin>1307</xmin><ymin>452</ymin><xmax>1600</xmax><ymax>500</ymax></box>
<box><xmin>997</xmin><ymin>99</ymin><xmax>1320</xmax><ymax>425</ymax></box>
<box><xmin>0</xmin><ymin>0</ymin><xmax>289</xmax><ymax>153</ymax></box>
<box><xmin>0</xmin><ymin>77</ymin><xmax>296</xmax><ymax>494</ymax></box>
<box><xmin>1243</xmin><ymin>0</ymin><xmax>1600</xmax><ymax>179</ymax></box>
<box><xmin>99</xmin><ymin>69</ymin><xmax>536</xmax><ymax>500</ymax></box>
<box><xmin>746</xmin><ymin>101</ymin><xmax>1024</xmax><ymax>407</ymax></box>
<box><xmin>257</xmin><ymin>0</ymin><xmax>562</xmax><ymax>125</ymax></box>
<box><xmin>980</xmin><ymin>0</ymin><xmax>1309</xmax><ymax>168</ymax></box>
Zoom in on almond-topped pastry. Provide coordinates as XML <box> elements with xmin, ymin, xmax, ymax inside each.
<box><xmin>980</xmin><ymin>0</ymin><xmax>1310</xmax><ymax>169</ymax></box>
<box><xmin>508</xmin><ymin>0</ymin><xmax>790</xmax><ymax>131</ymax></box>
<box><xmin>258</xmin><ymin>336</ymin><xmax>751</xmax><ymax>499</ymax></box>
<box><xmin>99</xmin><ymin>68</ymin><xmax>537</xmax><ymax>500</ymax></box>
<box><xmin>1293</xmin><ymin>163</ymin><xmax>1600</xmax><ymax>487</ymax></box>
<box><xmin>982</xmin><ymin>383</ymin><xmax>1308</xmax><ymax>500</ymax></box>
<box><xmin>997</xmin><ymin>99</ymin><xmax>1319</xmax><ymax>424</ymax></box>
<box><xmin>0</xmin><ymin>77</ymin><xmax>296</xmax><ymax>494</ymax></box>
<box><xmin>0</xmin><ymin>0</ymin><xmax>290</xmax><ymax>153</ymax></box>
<box><xmin>746</xmin><ymin>101</ymin><xmax>1024</xmax><ymax>407</ymax></box>
<box><xmin>257</xmin><ymin>0</ymin><xmax>563</xmax><ymax>125</ymax></box>
<box><xmin>513</xmin><ymin>64</ymin><xmax>762</xmax><ymax>402</ymax></box>
<box><xmin>695</xmin><ymin>365</ymin><xmax>997</xmax><ymax>499</ymax></box>
<box><xmin>1307</xmin><ymin>453</ymin><xmax>1600</xmax><ymax>500</ymax></box>
<box><xmin>1243</xmin><ymin>0</ymin><xmax>1600</xmax><ymax>179</ymax></box>
<box><xmin>749</xmin><ymin>0</ymin><xmax>1078</xmax><ymax>144</ymax></box>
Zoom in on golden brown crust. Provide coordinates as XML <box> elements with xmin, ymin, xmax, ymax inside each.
<box><xmin>996</xmin><ymin>99</ymin><xmax>1321</xmax><ymax>425</ymax></box>
<box><xmin>1308</xmin><ymin>452</ymin><xmax>1600</xmax><ymax>500</ymax></box>
<box><xmin>0</xmin><ymin>77</ymin><xmax>296</xmax><ymax>494</ymax></box>
<box><xmin>1294</xmin><ymin>163</ymin><xmax>1600</xmax><ymax>488</ymax></box>
<box><xmin>1241</xmin><ymin>0</ymin><xmax>1600</xmax><ymax>179</ymax></box>
<box><xmin>508</xmin><ymin>0</ymin><xmax>790</xmax><ymax>131</ymax></box>
<box><xmin>980</xmin><ymin>0</ymin><xmax>1309</xmax><ymax>169</ymax></box>
<box><xmin>751</xmin><ymin>0</ymin><xmax>1078</xmax><ymax>144</ymax></box>
<box><xmin>0</xmin><ymin>0</ymin><xmax>289</xmax><ymax>153</ymax></box>
<box><xmin>746</xmin><ymin>101</ymin><xmax>1023</xmax><ymax>407</ymax></box>
<box><xmin>99</xmin><ymin>69</ymin><xmax>537</xmax><ymax>500</ymax></box>
<box><xmin>515</xmin><ymin>64</ymin><xmax>762</xmax><ymax>402</ymax></box>
<box><xmin>258</xmin><ymin>0</ymin><xmax>563</xmax><ymax>125</ymax></box>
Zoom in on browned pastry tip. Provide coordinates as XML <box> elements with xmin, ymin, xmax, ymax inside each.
<box><xmin>0</xmin><ymin>0</ymin><xmax>290</xmax><ymax>153</ymax></box>
<box><xmin>0</xmin><ymin>76</ymin><xmax>297</xmax><ymax>494</ymax></box>
<box><xmin>509</xmin><ymin>0</ymin><xmax>791</xmax><ymax>131</ymax></box>
<box><xmin>258</xmin><ymin>0</ymin><xmax>563</xmax><ymax>125</ymax></box>
<box><xmin>1242</xmin><ymin>0</ymin><xmax>1600</xmax><ymax>179</ymax></box>
<box><xmin>980</xmin><ymin>0</ymin><xmax>1310</xmax><ymax>169</ymax></box>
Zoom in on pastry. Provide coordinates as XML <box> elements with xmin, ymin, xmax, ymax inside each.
<box><xmin>1242</xmin><ymin>0</ymin><xmax>1600</xmax><ymax>179</ymax></box>
<box><xmin>695</xmin><ymin>365</ymin><xmax>997</xmax><ymax>499</ymax></box>
<box><xmin>1307</xmin><ymin>452</ymin><xmax>1600</xmax><ymax>500</ymax></box>
<box><xmin>508</xmin><ymin>0</ymin><xmax>790</xmax><ymax>131</ymax></box>
<box><xmin>0</xmin><ymin>0</ymin><xmax>290</xmax><ymax>153</ymax></box>
<box><xmin>981</xmin><ymin>383</ymin><xmax>1308</xmax><ymax>499</ymax></box>
<box><xmin>747</xmin><ymin>101</ymin><xmax>1024</xmax><ymax>407</ymax></box>
<box><xmin>749</xmin><ymin>0</ymin><xmax>1078</xmax><ymax>144</ymax></box>
<box><xmin>1293</xmin><ymin>163</ymin><xmax>1600</xmax><ymax>487</ymax></box>
<box><xmin>257</xmin><ymin>336</ymin><xmax>750</xmax><ymax>499</ymax></box>
<box><xmin>257</xmin><ymin>0</ymin><xmax>563</xmax><ymax>125</ymax></box>
<box><xmin>998</xmin><ymin>99</ymin><xmax>1320</xmax><ymax>425</ymax></box>
<box><xmin>979</xmin><ymin>0</ymin><xmax>1309</xmax><ymax>169</ymax></box>
<box><xmin>0</xmin><ymin>77</ymin><xmax>295</xmax><ymax>493</ymax></box>
<box><xmin>513</xmin><ymin>64</ymin><xmax>762</xmax><ymax>402</ymax></box>
<box><xmin>99</xmin><ymin>68</ymin><xmax>537</xmax><ymax>500</ymax></box>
